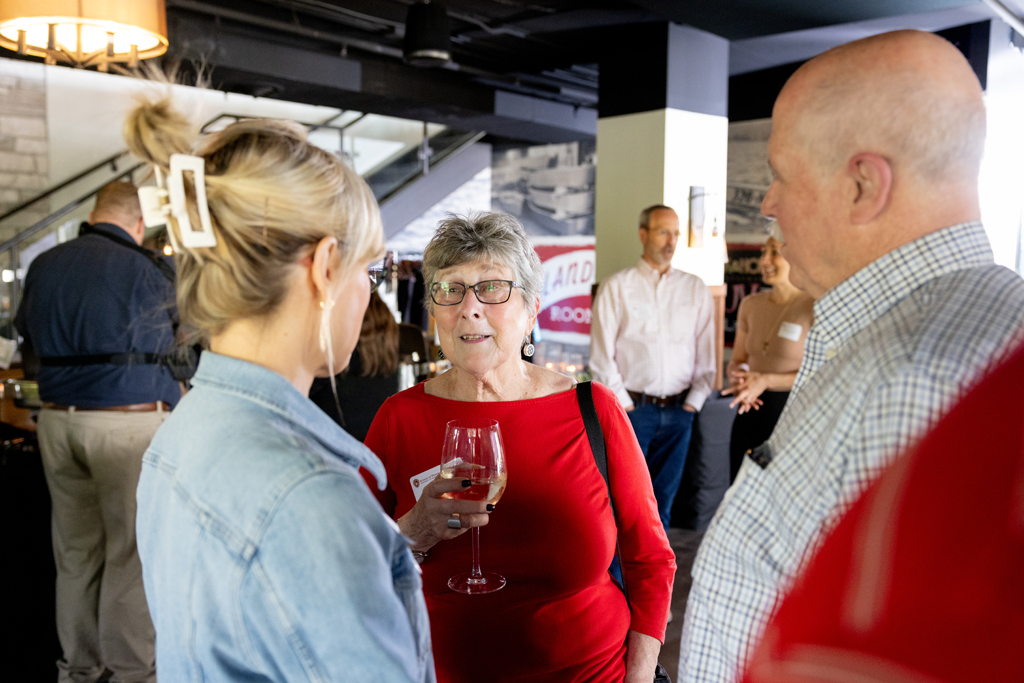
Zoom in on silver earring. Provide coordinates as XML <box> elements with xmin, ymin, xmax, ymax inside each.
<box><xmin>522</xmin><ymin>341</ymin><xmax>535</xmax><ymax>358</ymax></box>
<box><xmin>437</xmin><ymin>348</ymin><xmax>445</xmax><ymax>360</ymax></box>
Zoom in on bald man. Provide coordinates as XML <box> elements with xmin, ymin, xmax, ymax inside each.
<box><xmin>678</xmin><ymin>31</ymin><xmax>1024</xmax><ymax>683</ymax></box>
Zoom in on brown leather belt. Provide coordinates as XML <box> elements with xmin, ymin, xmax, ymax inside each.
<box><xmin>627</xmin><ymin>389</ymin><xmax>690</xmax><ymax>408</ymax></box>
<box><xmin>42</xmin><ymin>401</ymin><xmax>170</xmax><ymax>413</ymax></box>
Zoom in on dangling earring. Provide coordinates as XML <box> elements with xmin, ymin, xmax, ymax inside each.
<box><xmin>437</xmin><ymin>348</ymin><xmax>445</xmax><ymax>360</ymax></box>
<box><xmin>319</xmin><ymin>298</ymin><xmax>335</xmax><ymax>353</ymax></box>
<box><xmin>522</xmin><ymin>337</ymin><xmax>535</xmax><ymax>358</ymax></box>
<box><xmin>319</xmin><ymin>297</ymin><xmax>337</xmax><ymax>379</ymax></box>
<box><xmin>319</xmin><ymin>297</ymin><xmax>344</xmax><ymax>417</ymax></box>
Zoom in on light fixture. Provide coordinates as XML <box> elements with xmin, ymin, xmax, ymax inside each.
<box><xmin>403</xmin><ymin>0</ymin><xmax>450</xmax><ymax>67</ymax></box>
<box><xmin>162</xmin><ymin>244</ymin><xmax>173</xmax><ymax>256</ymax></box>
<box><xmin>0</xmin><ymin>0</ymin><xmax>168</xmax><ymax>71</ymax></box>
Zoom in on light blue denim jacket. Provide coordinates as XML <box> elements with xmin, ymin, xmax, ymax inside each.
<box><xmin>136</xmin><ymin>352</ymin><xmax>435</xmax><ymax>682</ymax></box>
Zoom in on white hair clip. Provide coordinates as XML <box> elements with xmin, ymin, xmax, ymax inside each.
<box><xmin>167</xmin><ymin>154</ymin><xmax>216</xmax><ymax>248</ymax></box>
<box><xmin>137</xmin><ymin>168</ymin><xmax>179</xmax><ymax>252</ymax></box>
<box><xmin>137</xmin><ymin>182</ymin><xmax>168</xmax><ymax>229</ymax></box>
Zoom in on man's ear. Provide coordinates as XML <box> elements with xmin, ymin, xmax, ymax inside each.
<box><xmin>847</xmin><ymin>152</ymin><xmax>892</xmax><ymax>225</ymax></box>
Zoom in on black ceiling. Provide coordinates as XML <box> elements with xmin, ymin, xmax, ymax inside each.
<box><xmin>1</xmin><ymin>0</ymin><xmax>1011</xmax><ymax>143</ymax></box>
<box><xmin>162</xmin><ymin>0</ymin><xmax>994</xmax><ymax>116</ymax></box>
<box><xmin>628</xmin><ymin>0</ymin><xmax>981</xmax><ymax>40</ymax></box>
<box><xmin>166</xmin><ymin>0</ymin><xmax>985</xmax><ymax>75</ymax></box>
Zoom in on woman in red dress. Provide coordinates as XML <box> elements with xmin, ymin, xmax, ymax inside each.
<box><xmin>365</xmin><ymin>212</ymin><xmax>675</xmax><ymax>682</ymax></box>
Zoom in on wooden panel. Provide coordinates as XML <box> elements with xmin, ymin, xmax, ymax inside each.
<box><xmin>709</xmin><ymin>284</ymin><xmax>727</xmax><ymax>390</ymax></box>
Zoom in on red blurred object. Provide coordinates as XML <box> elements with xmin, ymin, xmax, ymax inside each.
<box><xmin>742</xmin><ymin>342</ymin><xmax>1024</xmax><ymax>683</ymax></box>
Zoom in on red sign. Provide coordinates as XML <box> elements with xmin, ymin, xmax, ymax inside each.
<box><xmin>533</xmin><ymin>238</ymin><xmax>595</xmax><ymax>346</ymax></box>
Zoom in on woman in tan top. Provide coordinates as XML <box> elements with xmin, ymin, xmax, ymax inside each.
<box><xmin>723</xmin><ymin>236</ymin><xmax>814</xmax><ymax>481</ymax></box>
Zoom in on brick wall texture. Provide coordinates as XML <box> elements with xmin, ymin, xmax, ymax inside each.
<box><xmin>0</xmin><ymin>58</ymin><xmax>48</xmax><ymax>237</ymax></box>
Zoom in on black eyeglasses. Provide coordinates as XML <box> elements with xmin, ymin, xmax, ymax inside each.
<box><xmin>430</xmin><ymin>280</ymin><xmax>522</xmax><ymax>306</ymax></box>
<box><xmin>368</xmin><ymin>251</ymin><xmax>394</xmax><ymax>293</ymax></box>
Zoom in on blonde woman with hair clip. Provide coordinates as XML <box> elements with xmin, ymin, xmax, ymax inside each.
<box><xmin>127</xmin><ymin>97</ymin><xmax>435</xmax><ymax>682</ymax></box>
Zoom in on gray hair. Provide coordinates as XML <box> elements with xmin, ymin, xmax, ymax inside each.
<box><xmin>639</xmin><ymin>204</ymin><xmax>676</xmax><ymax>230</ymax></box>
<box><xmin>422</xmin><ymin>212</ymin><xmax>543</xmax><ymax>312</ymax></box>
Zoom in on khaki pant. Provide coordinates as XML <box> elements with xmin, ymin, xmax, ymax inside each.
<box><xmin>38</xmin><ymin>408</ymin><xmax>168</xmax><ymax>683</ymax></box>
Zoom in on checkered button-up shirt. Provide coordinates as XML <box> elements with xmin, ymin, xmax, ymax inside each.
<box><xmin>678</xmin><ymin>222</ymin><xmax>1024</xmax><ymax>683</ymax></box>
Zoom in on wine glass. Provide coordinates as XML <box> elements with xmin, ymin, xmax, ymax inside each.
<box><xmin>440</xmin><ymin>418</ymin><xmax>508</xmax><ymax>594</ymax></box>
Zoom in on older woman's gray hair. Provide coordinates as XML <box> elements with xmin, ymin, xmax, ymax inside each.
<box><xmin>422</xmin><ymin>212</ymin><xmax>544</xmax><ymax>311</ymax></box>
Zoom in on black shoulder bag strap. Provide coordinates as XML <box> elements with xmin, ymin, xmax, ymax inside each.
<box><xmin>576</xmin><ymin>381</ymin><xmax>672</xmax><ymax>683</ymax></box>
<box><xmin>577</xmin><ymin>381</ymin><xmax>626</xmax><ymax>589</ymax></box>
<box><xmin>577</xmin><ymin>381</ymin><xmax>611</xmax><ymax>506</ymax></box>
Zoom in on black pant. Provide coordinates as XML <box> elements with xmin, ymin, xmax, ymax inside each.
<box><xmin>729</xmin><ymin>390</ymin><xmax>790</xmax><ymax>482</ymax></box>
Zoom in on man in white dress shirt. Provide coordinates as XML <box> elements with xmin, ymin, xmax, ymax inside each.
<box><xmin>590</xmin><ymin>204</ymin><xmax>717</xmax><ymax>530</ymax></box>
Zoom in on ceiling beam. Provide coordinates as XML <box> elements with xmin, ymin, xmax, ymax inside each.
<box><xmin>167</xmin><ymin>14</ymin><xmax>595</xmax><ymax>143</ymax></box>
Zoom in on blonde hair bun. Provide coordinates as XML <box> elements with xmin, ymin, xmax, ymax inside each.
<box><xmin>123</xmin><ymin>96</ymin><xmax>384</xmax><ymax>344</ymax></box>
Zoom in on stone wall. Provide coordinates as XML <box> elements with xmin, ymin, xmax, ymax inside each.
<box><xmin>0</xmin><ymin>58</ymin><xmax>48</xmax><ymax>241</ymax></box>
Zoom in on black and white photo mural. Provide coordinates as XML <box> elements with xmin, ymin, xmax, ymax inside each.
<box><xmin>491</xmin><ymin>140</ymin><xmax>596</xmax><ymax>238</ymax></box>
<box><xmin>725</xmin><ymin>118</ymin><xmax>772</xmax><ymax>346</ymax></box>
<box><xmin>726</xmin><ymin>118</ymin><xmax>773</xmax><ymax>246</ymax></box>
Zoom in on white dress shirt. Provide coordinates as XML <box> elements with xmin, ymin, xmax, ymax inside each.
<box><xmin>590</xmin><ymin>258</ymin><xmax>716</xmax><ymax>411</ymax></box>
<box><xmin>677</xmin><ymin>222</ymin><xmax>1024</xmax><ymax>683</ymax></box>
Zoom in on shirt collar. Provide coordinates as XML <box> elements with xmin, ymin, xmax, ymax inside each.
<box><xmin>190</xmin><ymin>352</ymin><xmax>388</xmax><ymax>489</ymax></box>
<box><xmin>636</xmin><ymin>257</ymin><xmax>674</xmax><ymax>283</ymax></box>
<box><xmin>811</xmin><ymin>221</ymin><xmax>994</xmax><ymax>350</ymax></box>
<box><xmin>91</xmin><ymin>222</ymin><xmax>137</xmax><ymax>244</ymax></box>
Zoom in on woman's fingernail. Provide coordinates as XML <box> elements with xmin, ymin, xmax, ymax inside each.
<box><xmin>486</xmin><ymin>504</ymin><xmax>495</xmax><ymax>512</ymax></box>
<box><xmin>462</xmin><ymin>480</ymin><xmax>472</xmax><ymax>487</ymax></box>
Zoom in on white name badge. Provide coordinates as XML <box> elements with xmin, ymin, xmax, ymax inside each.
<box><xmin>778</xmin><ymin>321</ymin><xmax>803</xmax><ymax>342</ymax></box>
<box><xmin>410</xmin><ymin>465</ymin><xmax>440</xmax><ymax>502</ymax></box>
<box><xmin>409</xmin><ymin>458</ymin><xmax>464</xmax><ymax>501</ymax></box>
<box><xmin>631</xmin><ymin>301</ymin><xmax>655</xmax><ymax>319</ymax></box>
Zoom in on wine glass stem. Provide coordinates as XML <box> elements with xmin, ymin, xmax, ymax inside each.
<box><xmin>470</xmin><ymin>527</ymin><xmax>483</xmax><ymax>580</ymax></box>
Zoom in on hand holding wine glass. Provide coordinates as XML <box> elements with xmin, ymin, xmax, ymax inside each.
<box><xmin>395</xmin><ymin>476</ymin><xmax>491</xmax><ymax>556</ymax></box>
<box><xmin>441</xmin><ymin>418</ymin><xmax>507</xmax><ymax>594</ymax></box>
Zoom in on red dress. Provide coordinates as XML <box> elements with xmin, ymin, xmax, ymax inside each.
<box><xmin>742</xmin><ymin>342</ymin><xmax>1024</xmax><ymax>683</ymax></box>
<box><xmin>364</xmin><ymin>382</ymin><xmax>675</xmax><ymax>683</ymax></box>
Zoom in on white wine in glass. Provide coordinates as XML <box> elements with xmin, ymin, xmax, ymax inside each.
<box><xmin>440</xmin><ymin>418</ymin><xmax>507</xmax><ymax>594</ymax></box>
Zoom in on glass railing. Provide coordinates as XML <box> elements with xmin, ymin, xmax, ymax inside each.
<box><xmin>364</xmin><ymin>128</ymin><xmax>487</xmax><ymax>203</ymax></box>
<box><xmin>0</xmin><ymin>110</ymin><xmax>483</xmax><ymax>329</ymax></box>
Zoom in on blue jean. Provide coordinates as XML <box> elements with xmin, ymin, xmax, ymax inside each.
<box><xmin>628</xmin><ymin>403</ymin><xmax>695</xmax><ymax>530</ymax></box>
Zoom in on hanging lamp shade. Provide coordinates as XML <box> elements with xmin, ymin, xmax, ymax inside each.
<box><xmin>403</xmin><ymin>0</ymin><xmax>450</xmax><ymax>67</ymax></box>
<box><xmin>0</xmin><ymin>0</ymin><xmax>168</xmax><ymax>69</ymax></box>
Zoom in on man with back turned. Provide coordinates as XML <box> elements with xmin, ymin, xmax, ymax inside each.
<box><xmin>16</xmin><ymin>181</ymin><xmax>180</xmax><ymax>683</ymax></box>
<box><xmin>678</xmin><ymin>30</ymin><xmax>1024</xmax><ymax>682</ymax></box>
